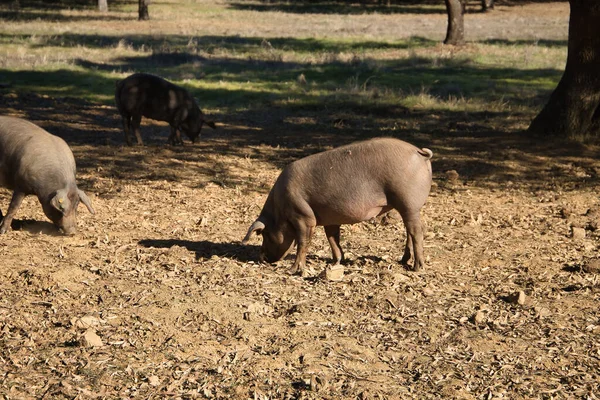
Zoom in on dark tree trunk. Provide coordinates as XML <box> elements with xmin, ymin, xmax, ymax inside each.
<box><xmin>444</xmin><ymin>0</ymin><xmax>465</xmax><ymax>45</ymax></box>
<box><xmin>98</xmin><ymin>0</ymin><xmax>107</xmax><ymax>12</ymax></box>
<box><xmin>528</xmin><ymin>0</ymin><xmax>600</xmax><ymax>139</ymax></box>
<box><xmin>482</xmin><ymin>0</ymin><xmax>494</xmax><ymax>12</ymax></box>
<box><xmin>138</xmin><ymin>0</ymin><xmax>150</xmax><ymax>20</ymax></box>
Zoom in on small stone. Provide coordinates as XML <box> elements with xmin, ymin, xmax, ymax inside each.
<box><xmin>571</xmin><ymin>226</ymin><xmax>586</xmax><ymax>239</ymax></box>
<box><xmin>559</xmin><ymin>206</ymin><xmax>572</xmax><ymax>218</ymax></box>
<box><xmin>392</xmin><ymin>273</ymin><xmax>411</xmax><ymax>284</ymax></box>
<box><xmin>507</xmin><ymin>290</ymin><xmax>527</xmax><ymax>305</ymax></box>
<box><xmin>81</xmin><ymin>329</ymin><xmax>103</xmax><ymax>347</ymax></box>
<box><xmin>422</xmin><ymin>287</ymin><xmax>434</xmax><ymax>297</ymax></box>
<box><xmin>534</xmin><ymin>306</ymin><xmax>551</xmax><ymax>318</ymax></box>
<box><xmin>445</xmin><ymin>170</ymin><xmax>459</xmax><ymax>182</ymax></box>
<box><xmin>72</xmin><ymin>315</ymin><xmax>102</xmax><ymax>330</ymax></box>
<box><xmin>473</xmin><ymin>310</ymin><xmax>486</xmax><ymax>325</ymax></box>
<box><xmin>583</xmin><ymin>259</ymin><xmax>600</xmax><ymax>274</ymax></box>
<box><xmin>322</xmin><ymin>265</ymin><xmax>344</xmax><ymax>282</ymax></box>
<box><xmin>148</xmin><ymin>375</ymin><xmax>160</xmax><ymax>387</ymax></box>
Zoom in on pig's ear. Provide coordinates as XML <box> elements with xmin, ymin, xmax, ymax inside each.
<box><xmin>242</xmin><ymin>219</ymin><xmax>265</xmax><ymax>244</ymax></box>
<box><xmin>50</xmin><ymin>190</ymin><xmax>70</xmax><ymax>214</ymax></box>
<box><xmin>78</xmin><ymin>190</ymin><xmax>95</xmax><ymax>215</ymax></box>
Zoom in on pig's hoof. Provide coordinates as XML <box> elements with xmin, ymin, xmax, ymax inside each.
<box><xmin>409</xmin><ymin>263</ymin><xmax>422</xmax><ymax>272</ymax></box>
<box><xmin>288</xmin><ymin>266</ymin><xmax>300</xmax><ymax>275</ymax></box>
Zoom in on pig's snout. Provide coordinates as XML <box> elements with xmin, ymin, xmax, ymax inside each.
<box><xmin>57</xmin><ymin>216</ymin><xmax>78</xmax><ymax>235</ymax></box>
<box><xmin>59</xmin><ymin>224</ymin><xmax>77</xmax><ymax>235</ymax></box>
<box><xmin>258</xmin><ymin>249</ymin><xmax>267</xmax><ymax>263</ymax></box>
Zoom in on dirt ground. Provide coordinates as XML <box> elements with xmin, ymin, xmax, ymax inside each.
<box><xmin>2</xmin><ymin>2</ymin><xmax>600</xmax><ymax>400</ymax></box>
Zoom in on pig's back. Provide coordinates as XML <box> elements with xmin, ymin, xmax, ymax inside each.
<box><xmin>0</xmin><ymin>116</ymin><xmax>75</xmax><ymax>192</ymax></box>
<box><xmin>280</xmin><ymin>138</ymin><xmax>431</xmax><ymax>224</ymax></box>
<box><xmin>117</xmin><ymin>73</ymin><xmax>187</xmax><ymax>122</ymax></box>
<box><xmin>290</xmin><ymin>137</ymin><xmax>427</xmax><ymax>188</ymax></box>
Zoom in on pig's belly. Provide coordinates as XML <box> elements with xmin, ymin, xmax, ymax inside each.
<box><xmin>0</xmin><ymin>164</ymin><xmax>9</xmax><ymax>188</ymax></box>
<box><xmin>314</xmin><ymin>204</ymin><xmax>393</xmax><ymax>226</ymax></box>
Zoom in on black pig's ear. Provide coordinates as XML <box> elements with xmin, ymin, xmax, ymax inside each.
<box><xmin>78</xmin><ymin>189</ymin><xmax>95</xmax><ymax>215</ymax></box>
<box><xmin>242</xmin><ymin>219</ymin><xmax>265</xmax><ymax>244</ymax></box>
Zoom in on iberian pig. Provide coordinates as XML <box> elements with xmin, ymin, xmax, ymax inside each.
<box><xmin>242</xmin><ymin>138</ymin><xmax>433</xmax><ymax>275</ymax></box>
<box><xmin>115</xmin><ymin>73</ymin><xmax>216</xmax><ymax>146</ymax></box>
<box><xmin>0</xmin><ymin>116</ymin><xmax>95</xmax><ymax>234</ymax></box>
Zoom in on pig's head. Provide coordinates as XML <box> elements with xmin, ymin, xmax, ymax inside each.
<box><xmin>242</xmin><ymin>216</ymin><xmax>295</xmax><ymax>263</ymax></box>
<box><xmin>40</xmin><ymin>187</ymin><xmax>95</xmax><ymax>235</ymax></box>
<box><xmin>181</xmin><ymin>107</ymin><xmax>216</xmax><ymax>143</ymax></box>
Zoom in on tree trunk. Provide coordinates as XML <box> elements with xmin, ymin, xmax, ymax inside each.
<box><xmin>444</xmin><ymin>0</ymin><xmax>465</xmax><ymax>45</ymax></box>
<box><xmin>528</xmin><ymin>1</ymin><xmax>600</xmax><ymax>139</ymax></box>
<box><xmin>482</xmin><ymin>0</ymin><xmax>494</xmax><ymax>12</ymax></box>
<box><xmin>98</xmin><ymin>0</ymin><xmax>107</xmax><ymax>12</ymax></box>
<box><xmin>138</xmin><ymin>0</ymin><xmax>150</xmax><ymax>20</ymax></box>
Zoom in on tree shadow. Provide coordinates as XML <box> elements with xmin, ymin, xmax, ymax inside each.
<box><xmin>226</xmin><ymin>1</ymin><xmax>446</xmax><ymax>15</ymax></box>
<box><xmin>138</xmin><ymin>239</ymin><xmax>259</xmax><ymax>262</ymax></box>
<box><xmin>7</xmin><ymin>0</ymin><xmax>130</xmax><ymax>9</ymax></box>
<box><xmin>25</xmin><ymin>33</ymin><xmax>437</xmax><ymax>53</ymax></box>
<box><xmin>0</xmin><ymin>10</ymin><xmax>130</xmax><ymax>22</ymax></box>
<box><xmin>2</xmin><ymin>32</ymin><xmax>597</xmax><ymax>194</ymax></box>
<box><xmin>482</xmin><ymin>38</ymin><xmax>568</xmax><ymax>48</ymax></box>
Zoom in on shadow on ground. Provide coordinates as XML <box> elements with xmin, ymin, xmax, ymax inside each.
<box><xmin>0</xmin><ymin>32</ymin><xmax>597</xmax><ymax>193</ymax></box>
<box><xmin>138</xmin><ymin>239</ymin><xmax>259</xmax><ymax>262</ymax></box>
<box><xmin>9</xmin><ymin>219</ymin><xmax>61</xmax><ymax>235</ymax></box>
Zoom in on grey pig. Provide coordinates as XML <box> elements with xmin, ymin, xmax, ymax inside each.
<box><xmin>242</xmin><ymin>137</ymin><xmax>433</xmax><ymax>276</ymax></box>
<box><xmin>0</xmin><ymin>116</ymin><xmax>95</xmax><ymax>235</ymax></box>
<box><xmin>115</xmin><ymin>73</ymin><xmax>216</xmax><ymax>146</ymax></box>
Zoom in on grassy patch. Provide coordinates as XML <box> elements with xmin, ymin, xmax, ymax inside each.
<box><xmin>0</xmin><ymin>0</ymin><xmax>567</xmax><ymax>130</ymax></box>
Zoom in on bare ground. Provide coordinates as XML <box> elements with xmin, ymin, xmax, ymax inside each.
<box><xmin>2</xmin><ymin>2</ymin><xmax>600</xmax><ymax>400</ymax></box>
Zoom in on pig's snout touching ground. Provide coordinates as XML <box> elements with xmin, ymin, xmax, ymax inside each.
<box><xmin>59</xmin><ymin>225</ymin><xmax>77</xmax><ymax>235</ymax></box>
<box><xmin>57</xmin><ymin>216</ymin><xmax>78</xmax><ymax>235</ymax></box>
<box><xmin>258</xmin><ymin>249</ymin><xmax>267</xmax><ymax>263</ymax></box>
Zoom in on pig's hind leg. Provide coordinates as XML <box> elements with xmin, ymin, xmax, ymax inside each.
<box><xmin>121</xmin><ymin>115</ymin><xmax>133</xmax><ymax>146</ymax></box>
<box><xmin>131</xmin><ymin>115</ymin><xmax>144</xmax><ymax>146</ymax></box>
<box><xmin>397</xmin><ymin>209</ymin><xmax>425</xmax><ymax>271</ymax></box>
<box><xmin>0</xmin><ymin>191</ymin><xmax>25</xmax><ymax>234</ymax></box>
<box><xmin>324</xmin><ymin>225</ymin><xmax>344</xmax><ymax>265</ymax></box>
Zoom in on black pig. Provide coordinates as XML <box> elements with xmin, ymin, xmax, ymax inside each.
<box><xmin>115</xmin><ymin>73</ymin><xmax>216</xmax><ymax>145</ymax></box>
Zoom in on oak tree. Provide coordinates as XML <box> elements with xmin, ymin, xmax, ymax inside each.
<box><xmin>528</xmin><ymin>0</ymin><xmax>600</xmax><ymax>139</ymax></box>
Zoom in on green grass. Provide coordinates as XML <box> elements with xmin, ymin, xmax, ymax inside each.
<box><xmin>0</xmin><ymin>0</ymin><xmax>567</xmax><ymax>122</ymax></box>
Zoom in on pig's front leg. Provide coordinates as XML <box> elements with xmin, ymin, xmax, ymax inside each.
<box><xmin>324</xmin><ymin>225</ymin><xmax>344</xmax><ymax>265</ymax></box>
<box><xmin>0</xmin><ymin>191</ymin><xmax>25</xmax><ymax>234</ymax></box>
<box><xmin>168</xmin><ymin>126</ymin><xmax>177</xmax><ymax>145</ymax></box>
<box><xmin>289</xmin><ymin>216</ymin><xmax>316</xmax><ymax>277</ymax></box>
<box><xmin>175</xmin><ymin>130</ymin><xmax>184</xmax><ymax>145</ymax></box>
